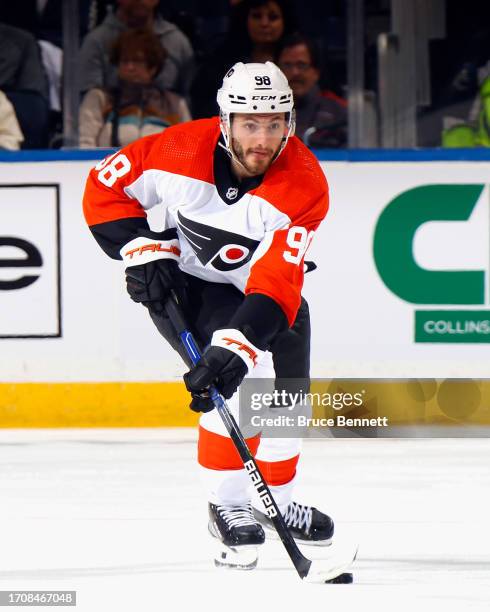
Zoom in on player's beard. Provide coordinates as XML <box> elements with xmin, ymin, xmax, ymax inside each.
<box><xmin>232</xmin><ymin>138</ymin><xmax>276</xmax><ymax>176</ymax></box>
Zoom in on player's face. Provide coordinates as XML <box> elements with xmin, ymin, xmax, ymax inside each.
<box><xmin>230</xmin><ymin>113</ymin><xmax>288</xmax><ymax>177</ymax></box>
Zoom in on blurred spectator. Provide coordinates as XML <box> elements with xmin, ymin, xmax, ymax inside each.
<box><xmin>78</xmin><ymin>0</ymin><xmax>194</xmax><ymax>97</ymax></box>
<box><xmin>416</xmin><ymin>8</ymin><xmax>490</xmax><ymax>147</ymax></box>
<box><xmin>0</xmin><ymin>23</ymin><xmax>49</xmax><ymax>100</ymax></box>
<box><xmin>191</xmin><ymin>0</ymin><xmax>298</xmax><ymax>118</ymax></box>
<box><xmin>0</xmin><ymin>90</ymin><xmax>23</xmax><ymax>150</ymax></box>
<box><xmin>79</xmin><ymin>28</ymin><xmax>191</xmax><ymax>148</ymax></box>
<box><xmin>0</xmin><ymin>1</ymin><xmax>92</xmax><ymax>48</ymax></box>
<box><xmin>0</xmin><ymin>2</ymin><xmax>89</xmax><ymax>147</ymax></box>
<box><xmin>39</xmin><ymin>40</ymin><xmax>63</xmax><ymax>114</ymax></box>
<box><xmin>441</xmin><ymin>74</ymin><xmax>490</xmax><ymax>148</ymax></box>
<box><xmin>468</xmin><ymin>66</ymin><xmax>490</xmax><ymax>134</ymax></box>
<box><xmin>236</xmin><ymin>0</ymin><xmax>296</xmax><ymax>63</ymax></box>
<box><xmin>278</xmin><ymin>33</ymin><xmax>346</xmax><ymax>148</ymax></box>
<box><xmin>0</xmin><ymin>22</ymin><xmax>50</xmax><ymax>148</ymax></box>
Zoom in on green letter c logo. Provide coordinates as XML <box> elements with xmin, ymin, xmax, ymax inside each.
<box><xmin>373</xmin><ymin>184</ymin><xmax>485</xmax><ymax>304</ymax></box>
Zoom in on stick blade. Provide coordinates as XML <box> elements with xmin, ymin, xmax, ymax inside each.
<box><xmin>303</xmin><ymin>544</ymin><xmax>358</xmax><ymax>583</ymax></box>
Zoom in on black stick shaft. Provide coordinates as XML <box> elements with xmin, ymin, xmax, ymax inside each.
<box><xmin>164</xmin><ymin>296</ymin><xmax>311</xmax><ymax>579</ymax></box>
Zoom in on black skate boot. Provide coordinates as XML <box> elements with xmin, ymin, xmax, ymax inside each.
<box><xmin>208</xmin><ymin>503</ymin><xmax>265</xmax><ymax>569</ymax></box>
<box><xmin>254</xmin><ymin>501</ymin><xmax>334</xmax><ymax>546</ymax></box>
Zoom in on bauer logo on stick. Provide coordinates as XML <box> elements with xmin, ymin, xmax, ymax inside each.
<box><xmin>244</xmin><ymin>460</ymin><xmax>278</xmax><ymax>518</ymax></box>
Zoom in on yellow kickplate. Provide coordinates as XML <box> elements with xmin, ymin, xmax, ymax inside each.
<box><xmin>309</xmin><ymin>378</ymin><xmax>490</xmax><ymax>426</ymax></box>
<box><xmin>0</xmin><ymin>382</ymin><xmax>199</xmax><ymax>427</ymax></box>
<box><xmin>2</xmin><ymin>379</ymin><xmax>489</xmax><ymax>428</ymax></box>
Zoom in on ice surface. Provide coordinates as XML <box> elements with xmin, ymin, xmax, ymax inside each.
<box><xmin>0</xmin><ymin>429</ymin><xmax>489</xmax><ymax>611</ymax></box>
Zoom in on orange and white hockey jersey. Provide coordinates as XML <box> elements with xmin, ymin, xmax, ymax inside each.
<box><xmin>83</xmin><ymin>117</ymin><xmax>329</xmax><ymax>326</ymax></box>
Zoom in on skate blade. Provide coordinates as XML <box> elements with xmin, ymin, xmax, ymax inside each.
<box><xmin>214</xmin><ymin>542</ymin><xmax>258</xmax><ymax>570</ymax></box>
<box><xmin>261</xmin><ymin>524</ymin><xmax>333</xmax><ymax>547</ymax></box>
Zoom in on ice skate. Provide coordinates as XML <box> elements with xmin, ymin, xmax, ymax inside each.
<box><xmin>208</xmin><ymin>502</ymin><xmax>265</xmax><ymax>569</ymax></box>
<box><xmin>254</xmin><ymin>501</ymin><xmax>334</xmax><ymax>546</ymax></box>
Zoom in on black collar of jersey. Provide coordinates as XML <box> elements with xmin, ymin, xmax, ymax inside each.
<box><xmin>213</xmin><ymin>137</ymin><xmax>264</xmax><ymax>204</ymax></box>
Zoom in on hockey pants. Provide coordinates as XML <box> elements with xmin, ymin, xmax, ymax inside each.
<box><xmin>155</xmin><ymin>275</ymin><xmax>311</xmax><ymax>513</ymax></box>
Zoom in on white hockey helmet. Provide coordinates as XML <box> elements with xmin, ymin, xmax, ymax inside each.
<box><xmin>217</xmin><ymin>61</ymin><xmax>295</xmax><ymax>163</ymax></box>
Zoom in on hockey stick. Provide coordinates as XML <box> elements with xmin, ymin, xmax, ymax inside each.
<box><xmin>163</xmin><ymin>294</ymin><xmax>357</xmax><ymax>583</ymax></box>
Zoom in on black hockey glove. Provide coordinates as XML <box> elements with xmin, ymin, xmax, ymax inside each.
<box><xmin>183</xmin><ymin>328</ymin><xmax>265</xmax><ymax>413</ymax></box>
<box><xmin>121</xmin><ymin>228</ymin><xmax>188</xmax><ymax>313</ymax></box>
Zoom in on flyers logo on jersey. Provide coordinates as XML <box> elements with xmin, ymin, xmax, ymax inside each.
<box><xmin>177</xmin><ymin>211</ymin><xmax>260</xmax><ymax>272</ymax></box>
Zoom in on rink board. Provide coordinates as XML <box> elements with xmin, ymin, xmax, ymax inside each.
<box><xmin>1</xmin><ymin>149</ymin><xmax>489</xmax><ymax>426</ymax></box>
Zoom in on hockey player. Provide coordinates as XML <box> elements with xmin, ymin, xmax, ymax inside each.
<box><xmin>83</xmin><ymin>61</ymin><xmax>333</xmax><ymax>569</ymax></box>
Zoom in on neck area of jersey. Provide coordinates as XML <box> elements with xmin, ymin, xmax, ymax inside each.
<box><xmin>214</xmin><ymin>136</ymin><xmax>264</xmax><ymax>204</ymax></box>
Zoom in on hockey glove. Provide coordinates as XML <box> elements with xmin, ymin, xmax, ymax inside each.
<box><xmin>121</xmin><ymin>228</ymin><xmax>188</xmax><ymax>313</ymax></box>
<box><xmin>183</xmin><ymin>328</ymin><xmax>265</xmax><ymax>412</ymax></box>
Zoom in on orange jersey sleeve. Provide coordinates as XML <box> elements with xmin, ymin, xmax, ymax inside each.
<box><xmin>245</xmin><ymin>137</ymin><xmax>329</xmax><ymax>326</ymax></box>
<box><xmin>82</xmin><ymin>119</ymin><xmax>219</xmax><ymax>258</ymax></box>
<box><xmin>83</xmin><ymin>134</ymin><xmax>157</xmax><ymax>228</ymax></box>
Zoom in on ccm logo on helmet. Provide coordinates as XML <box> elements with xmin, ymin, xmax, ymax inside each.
<box><xmin>252</xmin><ymin>95</ymin><xmax>277</xmax><ymax>100</ymax></box>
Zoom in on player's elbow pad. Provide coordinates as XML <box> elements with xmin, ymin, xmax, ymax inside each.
<box><xmin>228</xmin><ymin>293</ymin><xmax>289</xmax><ymax>351</ymax></box>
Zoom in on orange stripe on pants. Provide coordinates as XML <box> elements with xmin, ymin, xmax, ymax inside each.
<box><xmin>256</xmin><ymin>455</ymin><xmax>299</xmax><ymax>486</ymax></box>
<box><xmin>198</xmin><ymin>425</ymin><xmax>261</xmax><ymax>470</ymax></box>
